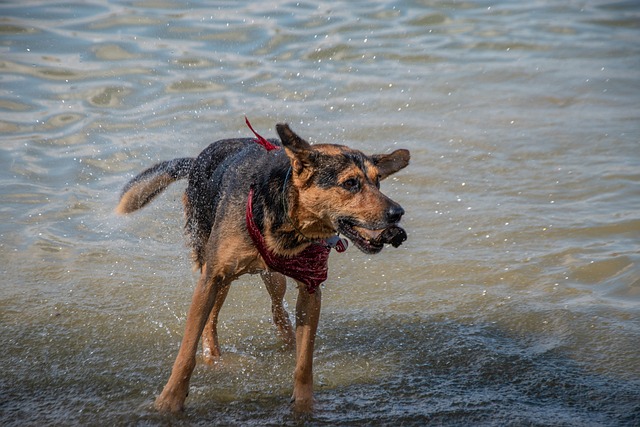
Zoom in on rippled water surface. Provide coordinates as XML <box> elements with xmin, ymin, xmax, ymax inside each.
<box><xmin>1</xmin><ymin>1</ymin><xmax>639</xmax><ymax>425</ymax></box>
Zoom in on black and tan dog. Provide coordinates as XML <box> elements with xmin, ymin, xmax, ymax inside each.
<box><xmin>116</xmin><ymin>121</ymin><xmax>410</xmax><ymax>413</ymax></box>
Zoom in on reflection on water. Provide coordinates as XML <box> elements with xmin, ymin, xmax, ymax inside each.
<box><xmin>1</xmin><ymin>0</ymin><xmax>639</xmax><ymax>425</ymax></box>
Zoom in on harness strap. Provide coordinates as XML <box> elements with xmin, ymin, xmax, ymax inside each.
<box><xmin>246</xmin><ymin>188</ymin><xmax>330</xmax><ymax>294</ymax></box>
<box><xmin>245</xmin><ymin>116</ymin><xmax>279</xmax><ymax>151</ymax></box>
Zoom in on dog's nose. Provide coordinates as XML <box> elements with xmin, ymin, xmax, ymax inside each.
<box><xmin>386</xmin><ymin>204</ymin><xmax>405</xmax><ymax>224</ymax></box>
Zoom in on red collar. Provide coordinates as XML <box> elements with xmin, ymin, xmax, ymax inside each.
<box><xmin>246</xmin><ymin>187</ymin><xmax>330</xmax><ymax>294</ymax></box>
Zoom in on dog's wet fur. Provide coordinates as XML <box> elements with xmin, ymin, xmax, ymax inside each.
<box><xmin>116</xmin><ymin>123</ymin><xmax>409</xmax><ymax>413</ymax></box>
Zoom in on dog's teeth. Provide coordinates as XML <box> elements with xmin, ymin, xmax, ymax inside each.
<box><xmin>353</xmin><ymin>226</ymin><xmax>385</xmax><ymax>241</ymax></box>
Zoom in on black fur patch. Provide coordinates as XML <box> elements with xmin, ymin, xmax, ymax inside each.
<box><xmin>313</xmin><ymin>152</ymin><xmax>369</xmax><ymax>189</ymax></box>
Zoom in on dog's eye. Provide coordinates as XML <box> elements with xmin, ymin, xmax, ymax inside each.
<box><xmin>341</xmin><ymin>178</ymin><xmax>360</xmax><ymax>192</ymax></box>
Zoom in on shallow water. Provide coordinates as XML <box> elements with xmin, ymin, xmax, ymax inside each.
<box><xmin>1</xmin><ymin>0</ymin><xmax>639</xmax><ymax>425</ymax></box>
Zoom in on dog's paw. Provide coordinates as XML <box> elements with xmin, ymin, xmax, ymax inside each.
<box><xmin>202</xmin><ymin>344</ymin><xmax>223</xmax><ymax>366</ymax></box>
<box><xmin>154</xmin><ymin>397</ymin><xmax>184</xmax><ymax>414</ymax></box>
<box><xmin>291</xmin><ymin>395</ymin><xmax>315</xmax><ymax>414</ymax></box>
<box><xmin>154</xmin><ymin>387</ymin><xmax>188</xmax><ymax>413</ymax></box>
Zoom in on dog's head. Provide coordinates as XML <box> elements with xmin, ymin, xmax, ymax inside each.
<box><xmin>277</xmin><ymin>123</ymin><xmax>410</xmax><ymax>254</ymax></box>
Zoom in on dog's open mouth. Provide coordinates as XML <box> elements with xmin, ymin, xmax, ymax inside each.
<box><xmin>338</xmin><ymin>220</ymin><xmax>407</xmax><ymax>254</ymax></box>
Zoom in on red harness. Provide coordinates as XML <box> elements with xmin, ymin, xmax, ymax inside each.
<box><xmin>243</xmin><ymin>117</ymin><xmax>346</xmax><ymax>294</ymax></box>
<box><xmin>246</xmin><ymin>187</ymin><xmax>331</xmax><ymax>294</ymax></box>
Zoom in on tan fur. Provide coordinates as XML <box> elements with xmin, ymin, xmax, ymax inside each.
<box><xmin>115</xmin><ymin>174</ymin><xmax>174</xmax><ymax>215</ymax></box>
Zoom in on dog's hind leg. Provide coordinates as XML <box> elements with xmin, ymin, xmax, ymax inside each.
<box><xmin>291</xmin><ymin>284</ymin><xmax>322</xmax><ymax>412</ymax></box>
<box><xmin>154</xmin><ymin>267</ymin><xmax>229</xmax><ymax>413</ymax></box>
<box><xmin>262</xmin><ymin>271</ymin><xmax>295</xmax><ymax>348</ymax></box>
<box><xmin>201</xmin><ymin>283</ymin><xmax>231</xmax><ymax>365</ymax></box>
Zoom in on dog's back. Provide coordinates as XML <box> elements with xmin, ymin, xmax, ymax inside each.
<box><xmin>184</xmin><ymin>138</ymin><xmax>285</xmax><ymax>268</ymax></box>
<box><xmin>116</xmin><ymin>136</ymin><xmax>291</xmax><ymax>269</ymax></box>
<box><xmin>117</xmin><ymin>136</ymin><xmax>289</xmax><ymax>269</ymax></box>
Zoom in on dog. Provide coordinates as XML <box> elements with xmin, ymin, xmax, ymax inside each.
<box><xmin>116</xmin><ymin>119</ymin><xmax>410</xmax><ymax>413</ymax></box>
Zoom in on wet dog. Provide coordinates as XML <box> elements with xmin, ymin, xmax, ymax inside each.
<box><xmin>116</xmin><ymin>121</ymin><xmax>410</xmax><ymax>413</ymax></box>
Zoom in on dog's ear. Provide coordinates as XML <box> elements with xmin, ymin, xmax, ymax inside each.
<box><xmin>372</xmin><ymin>149</ymin><xmax>410</xmax><ymax>180</ymax></box>
<box><xmin>276</xmin><ymin>123</ymin><xmax>315</xmax><ymax>173</ymax></box>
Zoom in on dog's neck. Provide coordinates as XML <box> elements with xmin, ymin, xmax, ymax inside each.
<box><xmin>280</xmin><ymin>170</ymin><xmax>339</xmax><ymax>247</ymax></box>
<box><xmin>281</xmin><ymin>166</ymin><xmax>324</xmax><ymax>244</ymax></box>
<box><xmin>246</xmin><ymin>187</ymin><xmax>331</xmax><ymax>294</ymax></box>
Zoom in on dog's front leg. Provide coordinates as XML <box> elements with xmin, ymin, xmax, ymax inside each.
<box><xmin>291</xmin><ymin>284</ymin><xmax>322</xmax><ymax>412</ymax></box>
<box><xmin>155</xmin><ymin>269</ymin><xmax>225</xmax><ymax>413</ymax></box>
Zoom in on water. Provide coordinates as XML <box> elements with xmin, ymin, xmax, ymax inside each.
<box><xmin>1</xmin><ymin>0</ymin><xmax>639</xmax><ymax>425</ymax></box>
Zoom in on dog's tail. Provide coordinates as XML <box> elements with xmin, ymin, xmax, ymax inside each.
<box><xmin>115</xmin><ymin>157</ymin><xmax>194</xmax><ymax>215</ymax></box>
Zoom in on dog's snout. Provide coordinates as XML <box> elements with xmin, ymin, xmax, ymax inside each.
<box><xmin>386</xmin><ymin>204</ymin><xmax>404</xmax><ymax>224</ymax></box>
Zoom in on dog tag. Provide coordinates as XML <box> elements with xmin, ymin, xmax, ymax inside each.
<box><xmin>325</xmin><ymin>235</ymin><xmax>348</xmax><ymax>252</ymax></box>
